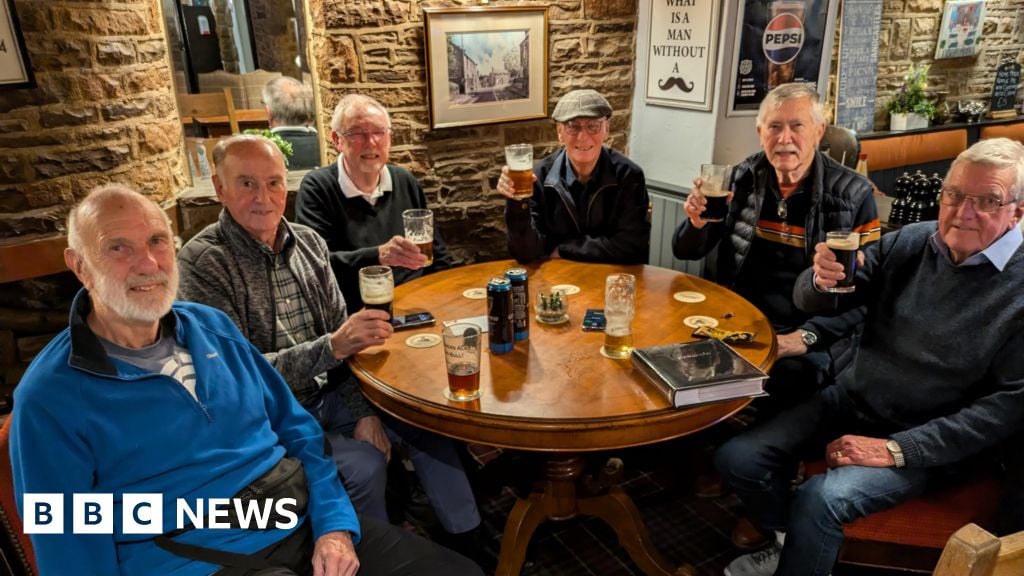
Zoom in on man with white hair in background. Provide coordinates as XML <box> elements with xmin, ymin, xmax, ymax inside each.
<box><xmin>264</xmin><ymin>75</ymin><xmax>321</xmax><ymax>169</ymax></box>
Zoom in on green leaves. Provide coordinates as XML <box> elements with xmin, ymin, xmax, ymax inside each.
<box><xmin>887</xmin><ymin>63</ymin><xmax>937</xmax><ymax>120</ymax></box>
<box><xmin>242</xmin><ymin>129</ymin><xmax>294</xmax><ymax>165</ymax></box>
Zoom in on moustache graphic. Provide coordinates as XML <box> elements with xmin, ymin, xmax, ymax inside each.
<box><xmin>658</xmin><ymin>77</ymin><xmax>695</xmax><ymax>92</ymax></box>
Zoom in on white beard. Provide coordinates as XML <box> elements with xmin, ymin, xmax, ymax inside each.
<box><xmin>88</xmin><ymin>263</ymin><xmax>178</xmax><ymax>323</ymax></box>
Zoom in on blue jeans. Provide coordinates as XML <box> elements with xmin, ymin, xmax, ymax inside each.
<box><xmin>715</xmin><ymin>386</ymin><xmax>934</xmax><ymax>576</ymax></box>
<box><xmin>305</xmin><ymin>388</ymin><xmax>481</xmax><ymax>534</ymax></box>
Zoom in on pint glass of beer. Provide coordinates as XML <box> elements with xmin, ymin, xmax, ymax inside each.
<box><xmin>765</xmin><ymin>0</ymin><xmax>806</xmax><ymax>90</ymax></box>
<box><xmin>601</xmin><ymin>274</ymin><xmax>636</xmax><ymax>359</ymax></box>
<box><xmin>442</xmin><ymin>323</ymin><xmax>482</xmax><ymax>402</ymax></box>
<box><xmin>700</xmin><ymin>163</ymin><xmax>733</xmax><ymax>222</ymax></box>
<box><xmin>825</xmin><ymin>231</ymin><xmax>859</xmax><ymax>293</ymax></box>
<box><xmin>402</xmin><ymin>209</ymin><xmax>434</xmax><ymax>267</ymax></box>
<box><xmin>504</xmin><ymin>144</ymin><xmax>534</xmax><ymax>199</ymax></box>
<box><xmin>358</xmin><ymin>265</ymin><xmax>394</xmax><ymax>317</ymax></box>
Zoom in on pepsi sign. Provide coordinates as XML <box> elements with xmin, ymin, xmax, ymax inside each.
<box><xmin>763</xmin><ymin>13</ymin><xmax>804</xmax><ymax>65</ymax></box>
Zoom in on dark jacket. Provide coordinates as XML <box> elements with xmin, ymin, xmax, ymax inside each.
<box><xmin>274</xmin><ymin>127</ymin><xmax>322</xmax><ymax>170</ymax></box>
<box><xmin>506</xmin><ymin>146</ymin><xmax>650</xmax><ymax>264</ymax></box>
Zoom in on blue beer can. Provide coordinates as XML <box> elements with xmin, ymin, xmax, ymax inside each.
<box><xmin>487</xmin><ymin>278</ymin><xmax>514</xmax><ymax>354</ymax></box>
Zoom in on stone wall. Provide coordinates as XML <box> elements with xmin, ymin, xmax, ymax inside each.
<box><xmin>306</xmin><ymin>0</ymin><xmax>640</xmax><ymax>263</ymax></box>
<box><xmin>871</xmin><ymin>0</ymin><xmax>1023</xmax><ymax>130</ymax></box>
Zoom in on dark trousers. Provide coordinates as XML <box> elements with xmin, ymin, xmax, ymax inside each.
<box><xmin>216</xmin><ymin>515</ymin><xmax>483</xmax><ymax>576</ymax></box>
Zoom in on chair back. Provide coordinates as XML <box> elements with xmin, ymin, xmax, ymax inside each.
<box><xmin>935</xmin><ymin>523</ymin><xmax>1024</xmax><ymax>576</ymax></box>
<box><xmin>0</xmin><ymin>417</ymin><xmax>37</xmax><ymax>575</ymax></box>
<box><xmin>176</xmin><ymin>88</ymin><xmax>240</xmax><ymax>134</ymax></box>
<box><xmin>821</xmin><ymin>125</ymin><xmax>860</xmax><ymax>169</ymax></box>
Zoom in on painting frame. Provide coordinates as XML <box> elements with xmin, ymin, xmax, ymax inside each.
<box><xmin>934</xmin><ymin>0</ymin><xmax>985</xmax><ymax>60</ymax></box>
<box><xmin>0</xmin><ymin>0</ymin><xmax>36</xmax><ymax>90</ymax></box>
<box><xmin>644</xmin><ymin>0</ymin><xmax>721</xmax><ymax>111</ymax></box>
<box><xmin>423</xmin><ymin>6</ymin><xmax>548</xmax><ymax>130</ymax></box>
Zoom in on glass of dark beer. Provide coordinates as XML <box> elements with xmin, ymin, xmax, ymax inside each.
<box><xmin>402</xmin><ymin>209</ymin><xmax>434</xmax><ymax>267</ymax></box>
<box><xmin>504</xmin><ymin>144</ymin><xmax>534</xmax><ymax>199</ymax></box>
<box><xmin>826</xmin><ymin>231</ymin><xmax>859</xmax><ymax>293</ymax></box>
<box><xmin>442</xmin><ymin>323</ymin><xmax>481</xmax><ymax>402</ymax></box>
<box><xmin>700</xmin><ymin>163</ymin><xmax>732</xmax><ymax>222</ymax></box>
<box><xmin>358</xmin><ymin>265</ymin><xmax>394</xmax><ymax>317</ymax></box>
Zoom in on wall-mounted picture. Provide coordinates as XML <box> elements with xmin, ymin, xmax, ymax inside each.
<box><xmin>0</xmin><ymin>0</ymin><xmax>35</xmax><ymax>89</ymax></box>
<box><xmin>424</xmin><ymin>6</ymin><xmax>548</xmax><ymax>130</ymax></box>
<box><xmin>935</xmin><ymin>0</ymin><xmax>985</xmax><ymax>60</ymax></box>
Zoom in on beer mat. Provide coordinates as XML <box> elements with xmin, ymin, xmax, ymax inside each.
<box><xmin>683</xmin><ymin>315</ymin><xmax>719</xmax><ymax>328</ymax></box>
<box><xmin>551</xmin><ymin>284</ymin><xmax>581</xmax><ymax>295</ymax></box>
<box><xmin>405</xmin><ymin>334</ymin><xmax>441</xmax><ymax>348</ymax></box>
<box><xmin>691</xmin><ymin>325</ymin><xmax>755</xmax><ymax>344</ymax></box>
<box><xmin>442</xmin><ymin>316</ymin><xmax>489</xmax><ymax>333</ymax></box>
<box><xmin>600</xmin><ymin>347</ymin><xmax>632</xmax><ymax>360</ymax></box>
<box><xmin>673</xmin><ymin>291</ymin><xmax>706</xmax><ymax>303</ymax></box>
<box><xmin>462</xmin><ymin>288</ymin><xmax>487</xmax><ymax>300</ymax></box>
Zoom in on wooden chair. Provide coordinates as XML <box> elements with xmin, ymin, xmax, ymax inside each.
<box><xmin>0</xmin><ymin>417</ymin><xmax>37</xmax><ymax>575</ymax></box>
<box><xmin>935</xmin><ymin>523</ymin><xmax>1024</xmax><ymax>576</ymax></box>
<box><xmin>176</xmin><ymin>87</ymin><xmax>240</xmax><ymax>135</ymax></box>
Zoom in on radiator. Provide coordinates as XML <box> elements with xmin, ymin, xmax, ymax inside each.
<box><xmin>648</xmin><ymin>185</ymin><xmax>705</xmax><ymax>277</ymax></box>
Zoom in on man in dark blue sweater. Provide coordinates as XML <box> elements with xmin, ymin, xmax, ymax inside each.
<box><xmin>717</xmin><ymin>137</ymin><xmax>1024</xmax><ymax>576</ymax></box>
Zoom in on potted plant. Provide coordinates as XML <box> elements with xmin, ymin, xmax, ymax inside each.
<box><xmin>887</xmin><ymin>63</ymin><xmax>936</xmax><ymax>131</ymax></box>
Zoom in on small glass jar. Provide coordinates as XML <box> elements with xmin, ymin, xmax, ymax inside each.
<box><xmin>535</xmin><ymin>289</ymin><xmax>569</xmax><ymax>325</ymax></box>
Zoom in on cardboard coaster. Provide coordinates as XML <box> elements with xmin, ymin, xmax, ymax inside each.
<box><xmin>405</xmin><ymin>334</ymin><xmax>441</xmax><ymax>349</ymax></box>
<box><xmin>673</xmin><ymin>291</ymin><xmax>707</xmax><ymax>303</ymax></box>
<box><xmin>462</xmin><ymin>288</ymin><xmax>487</xmax><ymax>300</ymax></box>
<box><xmin>683</xmin><ymin>315</ymin><xmax>719</xmax><ymax>329</ymax></box>
<box><xmin>551</xmin><ymin>284</ymin><xmax>581</xmax><ymax>295</ymax></box>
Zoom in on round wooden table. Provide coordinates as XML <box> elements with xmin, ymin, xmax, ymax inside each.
<box><xmin>350</xmin><ymin>260</ymin><xmax>776</xmax><ymax>576</ymax></box>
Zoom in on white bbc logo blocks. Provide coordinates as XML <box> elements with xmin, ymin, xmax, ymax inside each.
<box><xmin>73</xmin><ymin>494</ymin><xmax>113</xmax><ymax>534</ymax></box>
<box><xmin>122</xmin><ymin>494</ymin><xmax>163</xmax><ymax>534</ymax></box>
<box><xmin>23</xmin><ymin>494</ymin><xmax>63</xmax><ymax>534</ymax></box>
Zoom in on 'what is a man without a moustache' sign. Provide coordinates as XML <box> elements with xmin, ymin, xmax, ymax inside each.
<box><xmin>646</xmin><ymin>0</ymin><xmax>721</xmax><ymax>111</ymax></box>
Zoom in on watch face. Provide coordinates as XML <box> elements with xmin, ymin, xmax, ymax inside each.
<box><xmin>800</xmin><ymin>330</ymin><xmax>817</xmax><ymax>346</ymax></box>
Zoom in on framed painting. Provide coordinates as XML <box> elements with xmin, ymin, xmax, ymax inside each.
<box><xmin>423</xmin><ymin>6</ymin><xmax>548</xmax><ymax>130</ymax></box>
<box><xmin>0</xmin><ymin>0</ymin><xmax>35</xmax><ymax>89</ymax></box>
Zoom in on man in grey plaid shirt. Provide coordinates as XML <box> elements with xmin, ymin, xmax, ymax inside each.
<box><xmin>177</xmin><ymin>135</ymin><xmax>485</xmax><ymax>564</ymax></box>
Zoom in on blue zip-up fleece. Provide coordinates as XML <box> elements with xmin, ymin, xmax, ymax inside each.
<box><xmin>11</xmin><ymin>291</ymin><xmax>358</xmax><ymax>575</ymax></box>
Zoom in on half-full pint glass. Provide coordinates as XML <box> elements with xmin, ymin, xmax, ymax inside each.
<box><xmin>765</xmin><ymin>0</ymin><xmax>806</xmax><ymax>90</ymax></box>
<box><xmin>826</xmin><ymin>231</ymin><xmax>859</xmax><ymax>293</ymax></box>
<box><xmin>359</xmin><ymin>265</ymin><xmax>394</xmax><ymax>317</ymax></box>
<box><xmin>700</xmin><ymin>163</ymin><xmax>732</xmax><ymax>222</ymax></box>
<box><xmin>443</xmin><ymin>323</ymin><xmax>482</xmax><ymax>401</ymax></box>
<box><xmin>602</xmin><ymin>274</ymin><xmax>636</xmax><ymax>359</ymax></box>
<box><xmin>402</xmin><ymin>209</ymin><xmax>434</xmax><ymax>267</ymax></box>
<box><xmin>504</xmin><ymin>144</ymin><xmax>534</xmax><ymax>200</ymax></box>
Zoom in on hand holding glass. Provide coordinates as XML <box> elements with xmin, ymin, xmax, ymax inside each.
<box><xmin>601</xmin><ymin>274</ymin><xmax>636</xmax><ymax>359</ymax></box>
<box><xmin>825</xmin><ymin>231</ymin><xmax>859</xmax><ymax>293</ymax></box>
<box><xmin>504</xmin><ymin>144</ymin><xmax>534</xmax><ymax>200</ymax></box>
<box><xmin>402</xmin><ymin>209</ymin><xmax>434</xmax><ymax>267</ymax></box>
<box><xmin>700</xmin><ymin>164</ymin><xmax>732</xmax><ymax>222</ymax></box>
<box><xmin>443</xmin><ymin>323</ymin><xmax>482</xmax><ymax>402</ymax></box>
<box><xmin>359</xmin><ymin>266</ymin><xmax>394</xmax><ymax>317</ymax></box>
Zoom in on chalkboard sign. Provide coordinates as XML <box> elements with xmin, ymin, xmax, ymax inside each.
<box><xmin>989</xmin><ymin>62</ymin><xmax>1021</xmax><ymax>118</ymax></box>
<box><xmin>835</xmin><ymin>0</ymin><xmax>883</xmax><ymax>133</ymax></box>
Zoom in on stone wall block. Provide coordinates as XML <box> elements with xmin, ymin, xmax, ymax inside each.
<box><xmin>361</xmin><ymin>31</ymin><xmax>400</xmax><ymax>45</ymax></box>
<box><xmin>890</xmin><ymin>18</ymin><xmax>911</xmax><ymax>59</ymax></box>
<box><xmin>320</xmin><ymin>0</ymin><xmax>409</xmax><ymax>28</ymax></box>
<box><xmin>39</xmin><ymin>106</ymin><xmax>98</xmax><ymax>128</ymax></box>
<box><xmin>123</xmin><ymin>68</ymin><xmax>170</xmax><ymax>94</ymax></box>
<box><xmin>135</xmin><ymin>39</ymin><xmax>167</xmax><ymax>63</ymax></box>
<box><xmin>912</xmin><ymin>16</ymin><xmax>937</xmax><ymax>36</ymax></box>
<box><xmin>0</xmin><ymin>157</ymin><xmax>26</xmax><ymax>185</ymax></box>
<box><xmin>364</xmin><ymin>47</ymin><xmax>393</xmax><ymax>67</ymax></box>
<box><xmin>136</xmin><ymin>122</ymin><xmax>178</xmax><ymax>155</ymax></box>
<box><xmin>502</xmin><ymin>123</ymin><xmax>554</xmax><ymax>145</ymax></box>
<box><xmin>56</xmin><ymin>6</ymin><xmax>148</xmax><ymax>36</ymax></box>
<box><xmin>551</xmin><ymin>22</ymin><xmax>590</xmax><ymax>36</ymax></box>
<box><xmin>0</xmin><ymin>188</ymin><xmax>29</xmax><ymax>213</ymax></box>
<box><xmin>588</xmin><ymin>37</ymin><xmax>630</xmax><ymax>59</ymax></box>
<box><xmin>910</xmin><ymin>40</ymin><xmax>935</xmax><ymax>60</ymax></box>
<box><xmin>552</xmin><ymin>38</ymin><xmax>582</xmax><ymax>61</ymax></box>
<box><xmin>365</xmin><ymin>67</ymin><xmax>422</xmax><ymax>84</ymax></box>
<box><xmin>316</xmin><ymin>35</ymin><xmax>358</xmax><ymax>83</ymax></box>
<box><xmin>905</xmin><ymin>0</ymin><xmax>942</xmax><ymax>12</ymax></box>
<box><xmin>101</xmin><ymin>100</ymin><xmax>152</xmax><ymax>122</ymax></box>
<box><xmin>0</xmin><ymin>119</ymin><xmax>29</xmax><ymax>135</ymax></box>
<box><xmin>586</xmin><ymin>0</ymin><xmax>635</xmax><ymax>19</ymax></box>
<box><xmin>12</xmin><ymin>1</ymin><xmax>51</xmax><ymax>32</ymax></box>
<box><xmin>0</xmin><ymin>210</ymin><xmax>65</xmax><ymax>240</ymax></box>
<box><xmin>0</xmin><ymin>132</ymin><xmax>63</xmax><ymax>149</ymax></box>
<box><xmin>24</xmin><ymin>180</ymin><xmax>73</xmax><ymax>210</ymax></box>
<box><xmin>26</xmin><ymin>37</ymin><xmax>93</xmax><ymax>70</ymax></box>
<box><xmin>96</xmin><ymin>40</ymin><xmax>136</xmax><ymax>66</ymax></box>
<box><xmin>34</xmin><ymin>145</ymin><xmax>132</xmax><ymax>180</ymax></box>
<box><xmin>549</xmin><ymin>0</ymin><xmax>583</xmax><ymax>18</ymax></box>
<box><xmin>393</xmin><ymin>48</ymin><xmax>423</xmax><ymax>66</ymax></box>
<box><xmin>593</xmin><ymin>21</ymin><xmax>635</xmax><ymax>35</ymax></box>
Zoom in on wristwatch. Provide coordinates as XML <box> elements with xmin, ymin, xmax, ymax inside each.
<box><xmin>886</xmin><ymin>439</ymin><xmax>906</xmax><ymax>468</ymax></box>
<box><xmin>797</xmin><ymin>329</ymin><xmax>818</xmax><ymax>347</ymax></box>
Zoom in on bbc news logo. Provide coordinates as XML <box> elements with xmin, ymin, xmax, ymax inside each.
<box><xmin>23</xmin><ymin>494</ymin><xmax>299</xmax><ymax>534</ymax></box>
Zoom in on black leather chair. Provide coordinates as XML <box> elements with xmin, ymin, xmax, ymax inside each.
<box><xmin>820</xmin><ymin>125</ymin><xmax>860</xmax><ymax>169</ymax></box>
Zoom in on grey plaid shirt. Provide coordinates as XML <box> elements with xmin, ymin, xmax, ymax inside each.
<box><xmin>270</xmin><ymin>242</ymin><xmax>327</xmax><ymax>399</ymax></box>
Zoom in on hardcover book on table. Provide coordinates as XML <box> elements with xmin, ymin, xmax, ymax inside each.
<box><xmin>631</xmin><ymin>339</ymin><xmax>768</xmax><ymax>408</ymax></box>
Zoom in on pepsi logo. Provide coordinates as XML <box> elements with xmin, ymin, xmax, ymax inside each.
<box><xmin>763</xmin><ymin>13</ymin><xmax>804</xmax><ymax>65</ymax></box>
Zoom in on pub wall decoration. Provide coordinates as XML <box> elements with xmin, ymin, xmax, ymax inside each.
<box><xmin>0</xmin><ymin>0</ymin><xmax>35</xmax><ymax>89</ymax></box>
<box><xmin>423</xmin><ymin>6</ymin><xmax>548</xmax><ymax>130</ymax></box>
<box><xmin>935</xmin><ymin>0</ymin><xmax>985</xmax><ymax>60</ymax></box>
<box><xmin>645</xmin><ymin>0</ymin><xmax>721</xmax><ymax>111</ymax></box>
<box><xmin>728</xmin><ymin>0</ymin><xmax>839</xmax><ymax>116</ymax></box>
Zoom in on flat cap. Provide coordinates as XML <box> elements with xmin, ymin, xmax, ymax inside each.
<box><xmin>551</xmin><ymin>89</ymin><xmax>612</xmax><ymax>122</ymax></box>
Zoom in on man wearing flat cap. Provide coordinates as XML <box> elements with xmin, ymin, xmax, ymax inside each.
<box><xmin>497</xmin><ymin>88</ymin><xmax>651</xmax><ymax>264</ymax></box>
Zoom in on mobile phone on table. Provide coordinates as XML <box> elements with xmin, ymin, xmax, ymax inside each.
<box><xmin>582</xmin><ymin>309</ymin><xmax>606</xmax><ymax>332</ymax></box>
<box><xmin>391</xmin><ymin>312</ymin><xmax>436</xmax><ymax>330</ymax></box>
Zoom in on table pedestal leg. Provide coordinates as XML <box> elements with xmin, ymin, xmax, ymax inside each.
<box><xmin>494</xmin><ymin>454</ymin><xmax>694</xmax><ymax>576</ymax></box>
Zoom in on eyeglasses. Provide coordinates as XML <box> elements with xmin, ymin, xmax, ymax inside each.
<box><xmin>939</xmin><ymin>188</ymin><xmax>1016</xmax><ymax>213</ymax></box>
<box><xmin>341</xmin><ymin>128</ymin><xmax>391</xmax><ymax>144</ymax></box>
<box><xmin>561</xmin><ymin>119</ymin><xmax>606</xmax><ymax>136</ymax></box>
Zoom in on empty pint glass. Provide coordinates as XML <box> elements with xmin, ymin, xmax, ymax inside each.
<box><xmin>602</xmin><ymin>274</ymin><xmax>636</xmax><ymax>359</ymax></box>
<box><xmin>443</xmin><ymin>323</ymin><xmax>482</xmax><ymax>402</ymax></box>
<box><xmin>700</xmin><ymin>163</ymin><xmax>732</xmax><ymax>222</ymax></box>
<box><xmin>826</xmin><ymin>231</ymin><xmax>859</xmax><ymax>293</ymax></box>
<box><xmin>359</xmin><ymin>265</ymin><xmax>394</xmax><ymax>317</ymax></box>
<box><xmin>504</xmin><ymin>144</ymin><xmax>534</xmax><ymax>199</ymax></box>
<box><xmin>402</xmin><ymin>209</ymin><xmax>434</xmax><ymax>267</ymax></box>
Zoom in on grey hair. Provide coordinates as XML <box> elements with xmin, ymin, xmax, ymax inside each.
<box><xmin>211</xmin><ymin>134</ymin><xmax>285</xmax><ymax>169</ymax></box>
<box><xmin>756</xmin><ymin>83</ymin><xmax>826</xmax><ymax>128</ymax></box>
<box><xmin>948</xmin><ymin>137</ymin><xmax>1024</xmax><ymax>202</ymax></box>
<box><xmin>67</xmin><ymin>184</ymin><xmax>169</xmax><ymax>252</ymax></box>
<box><xmin>262</xmin><ymin>76</ymin><xmax>314</xmax><ymax>126</ymax></box>
<box><xmin>330</xmin><ymin>93</ymin><xmax>391</xmax><ymax>133</ymax></box>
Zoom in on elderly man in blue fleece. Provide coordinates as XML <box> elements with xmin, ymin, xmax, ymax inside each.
<box><xmin>716</xmin><ymin>137</ymin><xmax>1024</xmax><ymax>576</ymax></box>
<box><xmin>10</xmin><ymin>184</ymin><xmax>480</xmax><ymax>576</ymax></box>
